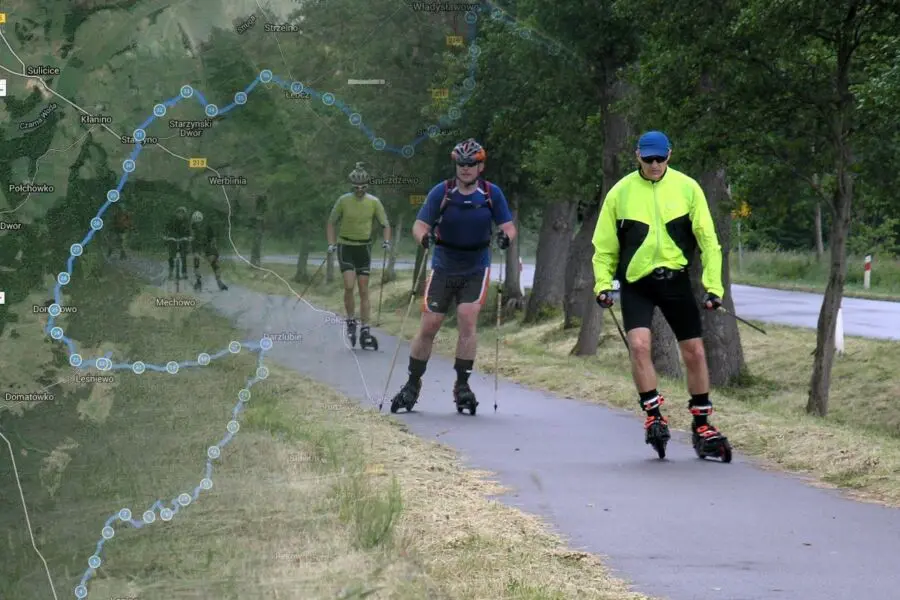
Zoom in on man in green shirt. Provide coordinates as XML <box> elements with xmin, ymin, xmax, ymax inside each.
<box><xmin>326</xmin><ymin>162</ymin><xmax>391</xmax><ymax>348</ymax></box>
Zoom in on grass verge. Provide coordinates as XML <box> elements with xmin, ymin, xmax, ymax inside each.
<box><xmin>225</xmin><ymin>259</ymin><xmax>900</xmax><ymax>509</ymax></box>
<box><xmin>729</xmin><ymin>250</ymin><xmax>900</xmax><ymax>301</ymax></box>
<box><xmin>0</xmin><ymin>262</ymin><xmax>647</xmax><ymax>599</ymax></box>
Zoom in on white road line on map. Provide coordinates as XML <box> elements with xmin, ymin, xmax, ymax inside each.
<box><xmin>0</xmin><ymin>431</ymin><xmax>60</xmax><ymax>600</ymax></box>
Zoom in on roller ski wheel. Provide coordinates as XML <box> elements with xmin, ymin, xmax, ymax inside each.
<box><xmin>359</xmin><ymin>327</ymin><xmax>378</xmax><ymax>351</ymax></box>
<box><xmin>453</xmin><ymin>381</ymin><xmax>478</xmax><ymax>416</ymax></box>
<box><xmin>692</xmin><ymin>425</ymin><xmax>732</xmax><ymax>463</ymax></box>
<box><xmin>389</xmin><ymin>380</ymin><xmax>420</xmax><ymax>414</ymax></box>
<box><xmin>644</xmin><ymin>415</ymin><xmax>670</xmax><ymax>459</ymax></box>
<box><xmin>346</xmin><ymin>319</ymin><xmax>357</xmax><ymax>348</ymax></box>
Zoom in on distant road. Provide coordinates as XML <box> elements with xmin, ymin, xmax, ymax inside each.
<box><xmin>223</xmin><ymin>254</ymin><xmax>900</xmax><ymax>341</ymax></box>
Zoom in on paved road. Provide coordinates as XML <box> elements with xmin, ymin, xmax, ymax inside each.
<box><xmin>224</xmin><ymin>254</ymin><xmax>900</xmax><ymax>341</ymax></box>
<box><xmin>175</xmin><ymin>277</ymin><xmax>900</xmax><ymax>600</ymax></box>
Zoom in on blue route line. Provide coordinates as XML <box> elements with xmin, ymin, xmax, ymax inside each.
<box><xmin>39</xmin><ymin>7</ymin><xmax>492</xmax><ymax>600</ymax></box>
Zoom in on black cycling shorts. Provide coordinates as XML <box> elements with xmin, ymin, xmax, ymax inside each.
<box><xmin>620</xmin><ymin>268</ymin><xmax>702</xmax><ymax>342</ymax></box>
<box><xmin>422</xmin><ymin>267</ymin><xmax>490</xmax><ymax>314</ymax></box>
<box><xmin>337</xmin><ymin>244</ymin><xmax>371</xmax><ymax>276</ymax></box>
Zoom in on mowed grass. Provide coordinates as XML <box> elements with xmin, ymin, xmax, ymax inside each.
<box><xmin>0</xmin><ymin>260</ymin><xmax>647</xmax><ymax>599</ymax></box>
<box><xmin>225</xmin><ymin>259</ymin><xmax>900</xmax><ymax>508</ymax></box>
<box><xmin>730</xmin><ymin>249</ymin><xmax>900</xmax><ymax>301</ymax></box>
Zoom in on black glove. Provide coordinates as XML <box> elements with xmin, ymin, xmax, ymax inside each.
<box><xmin>702</xmin><ymin>292</ymin><xmax>722</xmax><ymax>310</ymax></box>
<box><xmin>596</xmin><ymin>290</ymin><xmax>614</xmax><ymax>308</ymax></box>
<box><xmin>420</xmin><ymin>232</ymin><xmax>434</xmax><ymax>249</ymax></box>
<box><xmin>495</xmin><ymin>230</ymin><xmax>510</xmax><ymax>250</ymax></box>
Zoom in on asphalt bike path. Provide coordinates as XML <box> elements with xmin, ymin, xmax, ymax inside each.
<box><xmin>181</xmin><ymin>275</ymin><xmax>900</xmax><ymax>600</ymax></box>
<box><xmin>224</xmin><ymin>254</ymin><xmax>900</xmax><ymax>340</ymax></box>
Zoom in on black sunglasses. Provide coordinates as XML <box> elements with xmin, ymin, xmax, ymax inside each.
<box><xmin>456</xmin><ymin>160</ymin><xmax>479</xmax><ymax>167</ymax></box>
<box><xmin>640</xmin><ymin>155</ymin><xmax>668</xmax><ymax>164</ymax></box>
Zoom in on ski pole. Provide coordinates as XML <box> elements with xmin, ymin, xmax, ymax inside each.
<box><xmin>376</xmin><ymin>245</ymin><xmax>388</xmax><ymax>326</ymax></box>
<box><xmin>715</xmin><ymin>306</ymin><xmax>766</xmax><ymax>335</ymax></box>
<box><xmin>608</xmin><ymin>305</ymin><xmax>629</xmax><ymax>352</ymax></box>
<box><xmin>379</xmin><ymin>246</ymin><xmax>431</xmax><ymax>412</ymax></box>
<box><xmin>494</xmin><ymin>254</ymin><xmax>505</xmax><ymax>413</ymax></box>
<box><xmin>293</xmin><ymin>255</ymin><xmax>328</xmax><ymax>309</ymax></box>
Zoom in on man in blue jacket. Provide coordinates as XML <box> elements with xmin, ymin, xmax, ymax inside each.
<box><xmin>387</xmin><ymin>139</ymin><xmax>516</xmax><ymax>414</ymax></box>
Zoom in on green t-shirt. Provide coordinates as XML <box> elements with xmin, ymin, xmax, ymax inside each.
<box><xmin>328</xmin><ymin>192</ymin><xmax>389</xmax><ymax>245</ymax></box>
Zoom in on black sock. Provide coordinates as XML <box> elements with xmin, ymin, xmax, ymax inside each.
<box><xmin>408</xmin><ymin>357</ymin><xmax>427</xmax><ymax>383</ymax></box>
<box><xmin>454</xmin><ymin>358</ymin><xmax>474</xmax><ymax>384</ymax></box>
<box><xmin>639</xmin><ymin>389</ymin><xmax>662</xmax><ymax>417</ymax></box>
<box><xmin>690</xmin><ymin>393</ymin><xmax>710</xmax><ymax>426</ymax></box>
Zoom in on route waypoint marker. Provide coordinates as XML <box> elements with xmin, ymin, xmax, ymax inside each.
<box><xmin>234</xmin><ymin>92</ymin><xmax>247</xmax><ymax>105</ymax></box>
<box><xmin>153</xmin><ymin>104</ymin><xmax>166</xmax><ymax>116</ymax></box>
<box><xmin>160</xmin><ymin>508</ymin><xmax>174</xmax><ymax>521</ymax></box>
<box><xmin>142</xmin><ymin>510</ymin><xmax>155</xmax><ymax>524</ymax></box>
<box><xmin>188</xmin><ymin>158</ymin><xmax>207</xmax><ymax>168</ymax></box>
<box><xmin>107</xmin><ymin>189</ymin><xmax>119</xmax><ymax>202</ymax></box>
<box><xmin>180</xmin><ymin>85</ymin><xmax>193</xmax><ymax>98</ymax></box>
<box><xmin>208</xmin><ymin>446</ymin><xmax>221</xmax><ymax>459</ymax></box>
<box><xmin>260</xmin><ymin>69</ymin><xmax>273</xmax><ymax>83</ymax></box>
<box><xmin>256</xmin><ymin>366</ymin><xmax>269</xmax><ymax>379</ymax></box>
<box><xmin>132</xmin><ymin>361</ymin><xmax>145</xmax><ymax>374</ymax></box>
<box><xmin>205</xmin><ymin>104</ymin><xmax>218</xmax><ymax>117</ymax></box>
<box><xmin>88</xmin><ymin>555</ymin><xmax>101</xmax><ymax>569</ymax></box>
<box><xmin>133</xmin><ymin>128</ymin><xmax>146</xmax><ymax>141</ymax></box>
<box><xmin>200</xmin><ymin>478</ymin><xmax>213</xmax><ymax>490</ymax></box>
<box><xmin>90</xmin><ymin>217</ymin><xmax>103</xmax><ymax>230</ymax></box>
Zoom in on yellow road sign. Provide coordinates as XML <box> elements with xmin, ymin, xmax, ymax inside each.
<box><xmin>188</xmin><ymin>158</ymin><xmax>207</xmax><ymax>168</ymax></box>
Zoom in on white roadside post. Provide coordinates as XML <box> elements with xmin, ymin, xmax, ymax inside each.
<box><xmin>835</xmin><ymin>305</ymin><xmax>844</xmax><ymax>355</ymax></box>
<box><xmin>864</xmin><ymin>255</ymin><xmax>872</xmax><ymax>289</ymax></box>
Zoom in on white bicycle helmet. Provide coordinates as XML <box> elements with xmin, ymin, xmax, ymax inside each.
<box><xmin>348</xmin><ymin>162</ymin><xmax>369</xmax><ymax>185</ymax></box>
<box><xmin>451</xmin><ymin>138</ymin><xmax>486</xmax><ymax>162</ymax></box>
<box><xmin>191</xmin><ymin>210</ymin><xmax>203</xmax><ymax>224</ymax></box>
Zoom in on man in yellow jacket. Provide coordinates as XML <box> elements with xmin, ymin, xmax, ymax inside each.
<box><xmin>591</xmin><ymin>130</ymin><xmax>731</xmax><ymax>461</ymax></box>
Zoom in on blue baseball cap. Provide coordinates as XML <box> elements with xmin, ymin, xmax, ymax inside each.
<box><xmin>637</xmin><ymin>131</ymin><xmax>671</xmax><ymax>157</ymax></box>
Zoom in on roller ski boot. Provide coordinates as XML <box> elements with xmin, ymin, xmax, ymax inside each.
<box><xmin>389</xmin><ymin>379</ymin><xmax>421</xmax><ymax>413</ymax></box>
<box><xmin>217</xmin><ymin>279</ymin><xmax>228</xmax><ymax>291</ymax></box>
<box><xmin>346</xmin><ymin>318</ymin><xmax>357</xmax><ymax>347</ymax></box>
<box><xmin>692</xmin><ymin>423</ymin><xmax>732</xmax><ymax>463</ymax></box>
<box><xmin>359</xmin><ymin>326</ymin><xmax>378</xmax><ymax>351</ymax></box>
<box><xmin>689</xmin><ymin>402</ymin><xmax>732</xmax><ymax>463</ymax></box>
<box><xmin>454</xmin><ymin>381</ymin><xmax>478</xmax><ymax>415</ymax></box>
<box><xmin>641</xmin><ymin>395</ymin><xmax>669</xmax><ymax>459</ymax></box>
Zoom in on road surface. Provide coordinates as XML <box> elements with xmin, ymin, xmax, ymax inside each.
<box><xmin>224</xmin><ymin>254</ymin><xmax>900</xmax><ymax>341</ymax></box>
<box><xmin>170</xmin><ymin>273</ymin><xmax>899</xmax><ymax>600</ymax></box>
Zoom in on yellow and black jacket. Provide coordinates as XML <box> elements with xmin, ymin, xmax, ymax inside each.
<box><xmin>591</xmin><ymin>167</ymin><xmax>723</xmax><ymax>298</ymax></box>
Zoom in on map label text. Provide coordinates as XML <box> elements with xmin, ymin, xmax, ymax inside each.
<box><xmin>236</xmin><ymin>14</ymin><xmax>257</xmax><ymax>34</ymax></box>
<box><xmin>264</xmin><ymin>23</ymin><xmax>300</xmax><ymax>33</ymax></box>
<box><xmin>8</xmin><ymin>183</ymin><xmax>54</xmax><ymax>194</ymax></box>
<box><xmin>26</xmin><ymin>65</ymin><xmax>61</xmax><ymax>76</ymax></box>
<box><xmin>208</xmin><ymin>175</ymin><xmax>247</xmax><ymax>185</ymax></box>
<box><xmin>121</xmin><ymin>135</ymin><xmax>159</xmax><ymax>145</ymax></box>
<box><xmin>154</xmin><ymin>297</ymin><xmax>197</xmax><ymax>307</ymax></box>
<box><xmin>0</xmin><ymin>221</ymin><xmax>23</xmax><ymax>230</ymax></box>
<box><xmin>80</xmin><ymin>114</ymin><xmax>112</xmax><ymax>125</ymax></box>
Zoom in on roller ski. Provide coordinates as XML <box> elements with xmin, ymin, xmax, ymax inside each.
<box><xmin>389</xmin><ymin>379</ymin><xmax>420</xmax><ymax>413</ymax></box>
<box><xmin>359</xmin><ymin>326</ymin><xmax>378</xmax><ymax>351</ymax></box>
<box><xmin>345</xmin><ymin>318</ymin><xmax>357</xmax><ymax>347</ymax></box>
<box><xmin>454</xmin><ymin>381</ymin><xmax>478</xmax><ymax>415</ymax></box>
<box><xmin>692</xmin><ymin>424</ymin><xmax>732</xmax><ymax>462</ymax></box>
<box><xmin>641</xmin><ymin>395</ymin><xmax>669</xmax><ymax>459</ymax></box>
<box><xmin>689</xmin><ymin>402</ymin><xmax>732</xmax><ymax>463</ymax></box>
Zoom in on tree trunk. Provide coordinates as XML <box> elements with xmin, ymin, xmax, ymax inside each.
<box><xmin>385</xmin><ymin>212</ymin><xmax>402</xmax><ymax>283</ymax></box>
<box><xmin>808</xmin><ymin>165</ymin><xmax>852</xmax><ymax>415</ymax></box>
<box><xmin>564</xmin><ymin>200</ymin><xmax>598</xmax><ymax>330</ymax></box>
<box><xmin>250</xmin><ymin>194</ymin><xmax>266</xmax><ymax>268</ymax></box>
<box><xmin>814</xmin><ymin>198</ymin><xmax>825</xmax><ymax>261</ymax></box>
<box><xmin>651</xmin><ymin>308</ymin><xmax>682</xmax><ymax>378</ymax></box>
<box><xmin>807</xmin><ymin>42</ymin><xmax>855</xmax><ymax>418</ymax></box>
<box><xmin>503</xmin><ymin>198</ymin><xmax>525</xmax><ymax>315</ymax></box>
<box><xmin>571</xmin><ymin>76</ymin><xmax>632</xmax><ymax>355</ymax></box>
<box><xmin>689</xmin><ymin>168</ymin><xmax>747</xmax><ymax>386</ymax></box>
<box><xmin>293</xmin><ymin>236</ymin><xmax>310</xmax><ymax>283</ymax></box>
<box><xmin>523</xmin><ymin>200</ymin><xmax>577</xmax><ymax>323</ymax></box>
